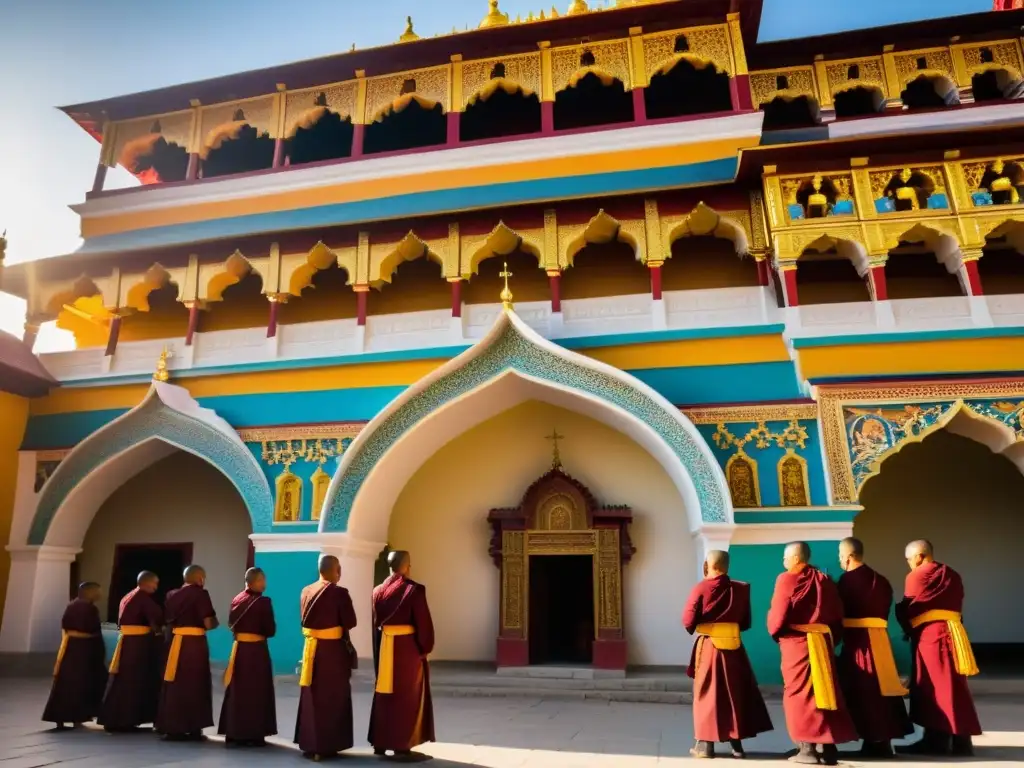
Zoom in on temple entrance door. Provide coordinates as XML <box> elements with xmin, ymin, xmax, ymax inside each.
<box><xmin>106</xmin><ymin>543</ymin><xmax>192</xmax><ymax>622</ymax></box>
<box><xmin>528</xmin><ymin>555</ymin><xmax>594</xmax><ymax>665</ymax></box>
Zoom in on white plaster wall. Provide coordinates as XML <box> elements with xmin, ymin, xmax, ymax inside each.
<box><xmin>855</xmin><ymin>430</ymin><xmax>1024</xmax><ymax>644</ymax></box>
<box><xmin>387</xmin><ymin>400</ymin><xmax>697</xmax><ymax>666</ymax></box>
<box><xmin>77</xmin><ymin>451</ymin><xmax>251</xmax><ymax>622</ymax></box>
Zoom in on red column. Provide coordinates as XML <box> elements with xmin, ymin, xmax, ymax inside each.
<box><xmin>733</xmin><ymin>75</ymin><xmax>753</xmax><ymax>110</ymax></box>
<box><xmin>450</xmin><ymin>279</ymin><xmax>463</xmax><ymax>318</ymax></box>
<box><xmin>266</xmin><ymin>295</ymin><xmax>281</xmax><ymax>338</ymax></box>
<box><xmin>649</xmin><ymin>263</ymin><xmax>663</xmax><ymax>301</ymax></box>
<box><xmin>185</xmin><ymin>153</ymin><xmax>200</xmax><ymax>181</ymax></box>
<box><xmin>631</xmin><ymin>87</ymin><xmax>647</xmax><ymax>123</ymax></box>
<box><xmin>755</xmin><ymin>258</ymin><xmax>770</xmax><ymax>287</ymax></box>
<box><xmin>351</xmin><ymin>124</ymin><xmax>365</xmax><ymax>158</ymax></box>
<box><xmin>91</xmin><ymin>164</ymin><xmax>108</xmax><ymax>194</ymax></box>
<box><xmin>548</xmin><ymin>271</ymin><xmax>562</xmax><ymax>313</ymax></box>
<box><xmin>356</xmin><ymin>287</ymin><xmax>369</xmax><ymax>326</ymax></box>
<box><xmin>446</xmin><ymin>112</ymin><xmax>460</xmax><ymax>146</ymax></box>
<box><xmin>541</xmin><ymin>101</ymin><xmax>555</xmax><ymax>135</ymax></box>
<box><xmin>963</xmin><ymin>259</ymin><xmax>984</xmax><ymax>295</ymax></box>
<box><xmin>185</xmin><ymin>302</ymin><xmax>201</xmax><ymax>346</ymax></box>
<box><xmin>272</xmin><ymin>137</ymin><xmax>285</xmax><ymax>168</ymax></box>
<box><xmin>104</xmin><ymin>315</ymin><xmax>122</xmax><ymax>357</ymax></box>
<box><xmin>869</xmin><ymin>265</ymin><xmax>888</xmax><ymax>301</ymax></box>
<box><xmin>781</xmin><ymin>267</ymin><xmax>799</xmax><ymax>307</ymax></box>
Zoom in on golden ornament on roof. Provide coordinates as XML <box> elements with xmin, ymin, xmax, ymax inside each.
<box><xmin>499</xmin><ymin>261</ymin><xmax>514</xmax><ymax>310</ymax></box>
<box><xmin>154</xmin><ymin>346</ymin><xmax>171</xmax><ymax>383</ymax></box>
<box><xmin>567</xmin><ymin>0</ymin><xmax>589</xmax><ymax>14</ymax></box>
<box><xmin>399</xmin><ymin>16</ymin><xmax>420</xmax><ymax>43</ymax></box>
<box><xmin>480</xmin><ymin>0</ymin><xmax>509</xmax><ymax>28</ymax></box>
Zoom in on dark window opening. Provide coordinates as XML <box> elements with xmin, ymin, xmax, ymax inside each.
<box><xmin>364</xmin><ymin>99</ymin><xmax>447</xmax><ymax>155</ymax></box>
<box><xmin>129</xmin><ymin>136</ymin><xmax>189</xmax><ymax>184</ymax></box>
<box><xmin>553</xmin><ymin>72</ymin><xmax>634</xmax><ymax>131</ymax></box>
<box><xmin>796</xmin><ymin>257</ymin><xmax>871</xmax><ymax>305</ymax></box>
<box><xmin>287</xmin><ymin>110</ymin><xmax>354</xmax><ymax>165</ymax></box>
<box><xmin>885</xmin><ymin>251</ymin><xmax>962</xmax><ymax>299</ymax></box>
<box><xmin>461</xmin><ymin>87</ymin><xmax>541</xmax><ymax>142</ymax></box>
<box><xmin>202</xmin><ymin>124</ymin><xmax>275</xmax><ymax>178</ymax></box>
<box><xmin>977</xmin><ymin>248</ymin><xmax>1024</xmax><ymax>295</ymax></box>
<box><xmin>645</xmin><ymin>58</ymin><xmax>732</xmax><ymax>119</ymax></box>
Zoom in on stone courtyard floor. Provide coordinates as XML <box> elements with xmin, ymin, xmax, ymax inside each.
<box><xmin>2</xmin><ymin>677</ymin><xmax>1023</xmax><ymax>767</ymax></box>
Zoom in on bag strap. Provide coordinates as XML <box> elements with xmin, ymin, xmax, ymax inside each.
<box><xmin>228</xmin><ymin>594</ymin><xmax>263</xmax><ymax>634</ymax></box>
<box><xmin>301</xmin><ymin>583</ymin><xmax>332</xmax><ymax>627</ymax></box>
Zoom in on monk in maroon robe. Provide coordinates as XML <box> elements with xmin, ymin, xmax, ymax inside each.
<box><xmin>99</xmin><ymin>571</ymin><xmax>164</xmax><ymax>731</ymax></box>
<box><xmin>155</xmin><ymin>564</ymin><xmax>219</xmax><ymax>740</ymax></box>
<box><xmin>218</xmin><ymin>567</ymin><xmax>277</xmax><ymax>746</ymax></box>
<box><xmin>835</xmin><ymin>537</ymin><xmax>913</xmax><ymax>758</ymax></box>
<box><xmin>294</xmin><ymin>554</ymin><xmax>358</xmax><ymax>760</ymax></box>
<box><xmin>683</xmin><ymin>549</ymin><xmax>773</xmax><ymax>759</ymax></box>
<box><xmin>895</xmin><ymin>539</ymin><xmax>981</xmax><ymax>757</ymax></box>
<box><xmin>368</xmin><ymin>550</ymin><xmax>436</xmax><ymax>760</ymax></box>
<box><xmin>42</xmin><ymin>582</ymin><xmax>108</xmax><ymax>729</ymax></box>
<box><xmin>767</xmin><ymin>542</ymin><xmax>857</xmax><ymax>766</ymax></box>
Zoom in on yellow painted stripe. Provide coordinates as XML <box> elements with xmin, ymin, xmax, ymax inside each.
<box><xmin>82</xmin><ymin>136</ymin><xmax>754</xmax><ymax>239</ymax></box>
<box><xmin>798</xmin><ymin>337</ymin><xmax>1024</xmax><ymax>380</ymax></box>
<box><xmin>30</xmin><ymin>334</ymin><xmax>787</xmax><ymax>416</ymax></box>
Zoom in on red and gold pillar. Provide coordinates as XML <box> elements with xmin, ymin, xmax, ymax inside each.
<box><xmin>355</xmin><ymin>285</ymin><xmax>370</xmax><ymax>326</ymax></box>
<box><xmin>449</xmin><ymin>278</ymin><xmax>463</xmax><ymax>318</ymax></box>
<box><xmin>649</xmin><ymin>261</ymin><xmax>664</xmax><ymax>301</ymax></box>
<box><xmin>867</xmin><ymin>260</ymin><xmax>888</xmax><ymax>301</ymax></box>
<box><xmin>547</xmin><ymin>270</ymin><xmax>562</xmax><ymax>313</ymax></box>
<box><xmin>539</xmin><ymin>41</ymin><xmax>555</xmax><ymax>134</ymax></box>
<box><xmin>266</xmin><ymin>293</ymin><xmax>287</xmax><ymax>338</ymax></box>
<box><xmin>960</xmin><ymin>249</ymin><xmax>984</xmax><ymax>295</ymax></box>
<box><xmin>778</xmin><ymin>262</ymin><xmax>799</xmax><ymax>307</ymax></box>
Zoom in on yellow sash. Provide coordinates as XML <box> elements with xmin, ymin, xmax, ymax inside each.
<box><xmin>299</xmin><ymin>626</ymin><xmax>343</xmax><ymax>687</ymax></box>
<box><xmin>108</xmin><ymin>625</ymin><xmax>153</xmax><ymax>674</ymax></box>
<box><xmin>53</xmin><ymin>630</ymin><xmax>96</xmax><ymax>677</ymax></box>
<box><xmin>223</xmin><ymin>633</ymin><xmax>266</xmax><ymax>687</ymax></box>
<box><xmin>791</xmin><ymin>623</ymin><xmax>838</xmax><ymax>711</ymax></box>
<box><xmin>695</xmin><ymin>622</ymin><xmax>742</xmax><ymax>651</ymax></box>
<box><xmin>842</xmin><ymin>618</ymin><xmax>909</xmax><ymax>697</ymax></box>
<box><xmin>909</xmin><ymin>609</ymin><xmax>979</xmax><ymax>677</ymax></box>
<box><xmin>375</xmin><ymin>625</ymin><xmax>416</xmax><ymax>694</ymax></box>
<box><xmin>163</xmin><ymin>627</ymin><xmax>206</xmax><ymax>682</ymax></box>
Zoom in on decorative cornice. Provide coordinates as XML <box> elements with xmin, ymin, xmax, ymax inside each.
<box><xmin>237</xmin><ymin>423</ymin><xmax>366</xmax><ymax>443</ymax></box>
<box><xmin>682</xmin><ymin>402</ymin><xmax>819</xmax><ymax>424</ymax></box>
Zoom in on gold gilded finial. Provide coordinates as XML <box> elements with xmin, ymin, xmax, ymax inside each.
<box><xmin>546</xmin><ymin>428</ymin><xmax>565</xmax><ymax>470</ymax></box>
<box><xmin>567</xmin><ymin>0</ymin><xmax>589</xmax><ymax>14</ymax></box>
<box><xmin>154</xmin><ymin>346</ymin><xmax>171</xmax><ymax>382</ymax></box>
<box><xmin>499</xmin><ymin>261</ymin><xmax>514</xmax><ymax>310</ymax></box>
<box><xmin>399</xmin><ymin>16</ymin><xmax>420</xmax><ymax>42</ymax></box>
<box><xmin>480</xmin><ymin>0</ymin><xmax>509</xmax><ymax>27</ymax></box>
<box><xmin>899</xmin><ymin>167</ymin><xmax>912</xmax><ymax>183</ymax></box>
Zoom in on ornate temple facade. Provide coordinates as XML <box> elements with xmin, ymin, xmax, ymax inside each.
<box><xmin>2</xmin><ymin>0</ymin><xmax>1024</xmax><ymax>680</ymax></box>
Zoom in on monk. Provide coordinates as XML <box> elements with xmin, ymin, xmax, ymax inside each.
<box><xmin>98</xmin><ymin>571</ymin><xmax>164</xmax><ymax>732</ymax></box>
<box><xmin>369</xmin><ymin>551</ymin><xmax>436</xmax><ymax>760</ymax></box>
<box><xmin>767</xmin><ymin>542</ymin><xmax>857</xmax><ymax>765</ymax></box>
<box><xmin>218</xmin><ymin>567</ymin><xmax>277</xmax><ymax>746</ymax></box>
<box><xmin>155</xmin><ymin>564</ymin><xmax>219</xmax><ymax>741</ymax></box>
<box><xmin>42</xmin><ymin>582</ymin><xmax>108</xmax><ymax>729</ymax></box>
<box><xmin>294</xmin><ymin>554</ymin><xmax>358</xmax><ymax>761</ymax></box>
<box><xmin>895</xmin><ymin>539</ymin><xmax>981</xmax><ymax>757</ymax></box>
<box><xmin>683</xmin><ymin>550</ymin><xmax>773</xmax><ymax>759</ymax></box>
<box><xmin>835</xmin><ymin>537</ymin><xmax>913</xmax><ymax>757</ymax></box>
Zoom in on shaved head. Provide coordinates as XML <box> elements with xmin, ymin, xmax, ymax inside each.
<box><xmin>785</xmin><ymin>541</ymin><xmax>811</xmax><ymax>564</ymax></box>
<box><xmin>183</xmin><ymin>565</ymin><xmax>206</xmax><ymax>585</ymax></box>
<box><xmin>905</xmin><ymin>539</ymin><xmax>933</xmax><ymax>559</ymax></box>
<box><xmin>245</xmin><ymin>567</ymin><xmax>265</xmax><ymax>591</ymax></box>
<box><xmin>318</xmin><ymin>554</ymin><xmax>341</xmax><ymax>583</ymax></box>
<box><xmin>78</xmin><ymin>581</ymin><xmax>100</xmax><ymax>600</ymax></box>
<box><xmin>388</xmin><ymin>550</ymin><xmax>411</xmax><ymax>577</ymax></box>
<box><xmin>137</xmin><ymin>570</ymin><xmax>158</xmax><ymax>587</ymax></box>
<box><xmin>706</xmin><ymin>550</ymin><xmax>730</xmax><ymax>574</ymax></box>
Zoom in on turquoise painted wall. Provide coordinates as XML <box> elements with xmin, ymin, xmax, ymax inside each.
<box><xmin>730</xmin><ymin>541</ymin><xmax>911</xmax><ymax>684</ymax></box>
<box><xmin>696</xmin><ymin>420</ymin><xmax>828</xmax><ymax>506</ymax></box>
<box><xmin>256</xmin><ymin>550</ymin><xmax>320</xmax><ymax>674</ymax></box>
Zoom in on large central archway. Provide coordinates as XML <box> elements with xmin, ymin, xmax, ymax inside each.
<box><xmin>321</xmin><ymin>308</ymin><xmax>733</xmax><ymax>543</ymax></box>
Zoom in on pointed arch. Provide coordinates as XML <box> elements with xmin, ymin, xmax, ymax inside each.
<box><xmin>900</xmin><ymin>70</ymin><xmax>960</xmax><ymax>109</ymax></box>
<box><xmin>287</xmin><ymin>241</ymin><xmax>357</xmax><ymax>296</ymax></box>
<box><xmin>29</xmin><ymin>381</ymin><xmax>273</xmax><ymax>546</ymax></box>
<box><xmin>563</xmin><ymin>210</ymin><xmax>643</xmax><ymax>267</ymax></box>
<box><xmin>462</xmin><ymin>222</ymin><xmax>543</xmax><ymax>278</ymax></box>
<box><xmin>124</xmin><ymin>264</ymin><xmax>180</xmax><ymax>312</ymax></box>
<box><xmin>887</xmin><ymin>222</ymin><xmax>962</xmax><ymax>273</ymax></box>
<box><xmin>795</xmin><ymin>233</ymin><xmax>870</xmax><ymax>274</ymax></box>
<box><xmin>370</xmin><ymin>232</ymin><xmax>445</xmax><ymax>286</ymax></box>
<box><xmin>665</xmin><ymin>203</ymin><xmax>750</xmax><ymax>257</ymax></box>
<box><xmin>45</xmin><ymin>275</ymin><xmax>108</xmax><ymax>316</ymax></box>
<box><xmin>320</xmin><ymin>309</ymin><xmax>732</xmax><ymax>540</ymax></box>
<box><xmin>203</xmin><ymin>251</ymin><xmax>256</xmax><ymax>302</ymax></box>
<box><xmin>981</xmin><ymin>217</ymin><xmax>1024</xmax><ymax>251</ymax></box>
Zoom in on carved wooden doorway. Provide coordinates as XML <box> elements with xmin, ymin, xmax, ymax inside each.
<box><xmin>488</xmin><ymin>467</ymin><xmax>634</xmax><ymax>670</ymax></box>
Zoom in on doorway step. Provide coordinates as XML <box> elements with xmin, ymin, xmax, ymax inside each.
<box><xmin>496</xmin><ymin>665</ymin><xmax>625</xmax><ymax>680</ymax></box>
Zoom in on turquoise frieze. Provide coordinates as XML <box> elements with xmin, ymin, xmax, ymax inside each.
<box><xmin>30</xmin><ymin>398</ymin><xmax>274</xmax><ymax>544</ymax></box>
<box><xmin>322</xmin><ymin>320</ymin><xmax>730</xmax><ymax>531</ymax></box>
<box><xmin>845</xmin><ymin>398</ymin><xmax>1024</xmax><ymax>491</ymax></box>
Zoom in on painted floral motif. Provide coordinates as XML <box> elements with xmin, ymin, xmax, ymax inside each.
<box><xmin>323</xmin><ymin>321</ymin><xmax>729</xmax><ymax>531</ymax></box>
<box><xmin>30</xmin><ymin>398</ymin><xmax>274</xmax><ymax>544</ymax></box>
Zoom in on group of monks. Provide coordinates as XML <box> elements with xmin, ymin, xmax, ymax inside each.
<box><xmin>42</xmin><ymin>550</ymin><xmax>436</xmax><ymax>763</ymax></box>
<box><xmin>683</xmin><ymin>537</ymin><xmax>982</xmax><ymax>764</ymax></box>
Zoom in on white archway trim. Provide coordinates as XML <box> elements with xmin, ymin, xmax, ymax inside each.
<box><xmin>29</xmin><ymin>381</ymin><xmax>274</xmax><ymax>545</ymax></box>
<box><xmin>321</xmin><ymin>308</ymin><xmax>732</xmax><ymax>539</ymax></box>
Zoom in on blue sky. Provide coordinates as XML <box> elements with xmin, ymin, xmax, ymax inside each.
<box><xmin>0</xmin><ymin>0</ymin><xmax>991</xmax><ymax>345</ymax></box>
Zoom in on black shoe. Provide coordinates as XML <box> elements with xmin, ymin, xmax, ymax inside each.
<box><xmin>818</xmin><ymin>744</ymin><xmax>839</xmax><ymax>766</ymax></box>
<box><xmin>788</xmin><ymin>743</ymin><xmax>819</xmax><ymax>764</ymax></box>
<box><xmin>689</xmin><ymin>740</ymin><xmax>715</xmax><ymax>759</ymax></box>
<box><xmin>373</xmin><ymin>748</ymin><xmax>387</xmax><ymax>756</ymax></box>
<box><xmin>951</xmin><ymin>736</ymin><xmax>974</xmax><ymax>757</ymax></box>
<box><xmin>728</xmin><ymin>740</ymin><xmax>745</xmax><ymax>759</ymax></box>
<box><xmin>896</xmin><ymin>729</ymin><xmax>950</xmax><ymax>756</ymax></box>
<box><xmin>859</xmin><ymin>741</ymin><xmax>894</xmax><ymax>758</ymax></box>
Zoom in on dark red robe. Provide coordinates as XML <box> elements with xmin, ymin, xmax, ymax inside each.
<box><xmin>293</xmin><ymin>581</ymin><xmax>357</xmax><ymax>756</ymax></box>
<box><xmin>218</xmin><ymin>589</ymin><xmax>277</xmax><ymax>741</ymax></box>
<box><xmin>98</xmin><ymin>588</ymin><xmax>163</xmax><ymax>729</ymax></box>
<box><xmin>42</xmin><ymin>598</ymin><xmax>108</xmax><ymax>725</ymax></box>
<box><xmin>836</xmin><ymin>565</ymin><xmax>913</xmax><ymax>743</ymax></box>
<box><xmin>368</xmin><ymin>574</ymin><xmax>436</xmax><ymax>753</ymax></box>
<box><xmin>895</xmin><ymin>561</ymin><xmax>981</xmax><ymax>737</ymax></box>
<box><xmin>767</xmin><ymin>566</ymin><xmax>857</xmax><ymax>745</ymax></box>
<box><xmin>683</xmin><ymin>575</ymin><xmax>773</xmax><ymax>742</ymax></box>
<box><xmin>155</xmin><ymin>583</ymin><xmax>216</xmax><ymax>736</ymax></box>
